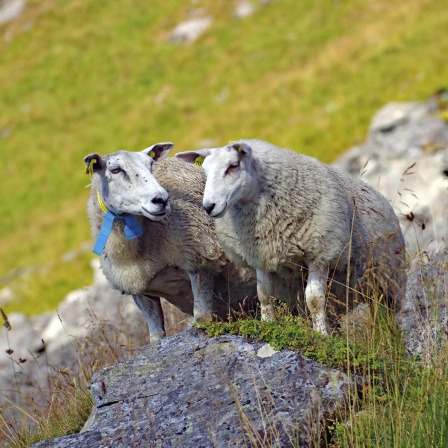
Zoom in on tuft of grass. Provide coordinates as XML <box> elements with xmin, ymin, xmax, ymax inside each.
<box><xmin>0</xmin><ymin>305</ymin><xmax>149</xmax><ymax>447</ymax></box>
<box><xmin>198</xmin><ymin>313</ymin><xmax>382</xmax><ymax>373</ymax></box>
<box><xmin>330</xmin><ymin>344</ymin><xmax>448</xmax><ymax>448</ymax></box>
<box><xmin>1</xmin><ymin>379</ymin><xmax>93</xmax><ymax>448</ymax></box>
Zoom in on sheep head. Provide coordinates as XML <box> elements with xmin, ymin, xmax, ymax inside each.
<box><xmin>176</xmin><ymin>141</ymin><xmax>257</xmax><ymax>218</ymax></box>
<box><xmin>84</xmin><ymin>142</ymin><xmax>173</xmax><ymax>221</ymax></box>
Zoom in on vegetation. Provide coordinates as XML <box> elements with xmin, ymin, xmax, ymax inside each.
<box><xmin>1</xmin><ymin>381</ymin><xmax>93</xmax><ymax>447</ymax></box>
<box><xmin>0</xmin><ymin>305</ymin><xmax>148</xmax><ymax>447</ymax></box>
<box><xmin>198</xmin><ymin>302</ymin><xmax>448</xmax><ymax>448</ymax></box>
<box><xmin>199</xmin><ymin>313</ymin><xmax>383</xmax><ymax>372</ymax></box>
<box><xmin>2</xmin><ymin>0</ymin><xmax>448</xmax><ymax>314</ymax></box>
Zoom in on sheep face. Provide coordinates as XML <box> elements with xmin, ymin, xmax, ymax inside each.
<box><xmin>84</xmin><ymin>143</ymin><xmax>173</xmax><ymax>221</ymax></box>
<box><xmin>176</xmin><ymin>142</ymin><xmax>258</xmax><ymax>219</ymax></box>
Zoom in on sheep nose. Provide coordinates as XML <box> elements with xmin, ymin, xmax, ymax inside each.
<box><xmin>203</xmin><ymin>203</ymin><xmax>215</xmax><ymax>216</ymax></box>
<box><xmin>152</xmin><ymin>195</ymin><xmax>168</xmax><ymax>206</ymax></box>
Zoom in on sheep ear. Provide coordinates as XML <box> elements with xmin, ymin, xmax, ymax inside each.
<box><xmin>84</xmin><ymin>153</ymin><xmax>103</xmax><ymax>175</ymax></box>
<box><xmin>175</xmin><ymin>149</ymin><xmax>212</xmax><ymax>167</ymax></box>
<box><xmin>231</xmin><ymin>142</ymin><xmax>252</xmax><ymax>157</ymax></box>
<box><xmin>142</xmin><ymin>142</ymin><xmax>174</xmax><ymax>161</ymax></box>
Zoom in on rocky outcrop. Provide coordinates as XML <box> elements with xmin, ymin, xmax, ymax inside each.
<box><xmin>0</xmin><ymin>261</ymin><xmax>149</xmax><ymax>424</ymax></box>
<box><xmin>0</xmin><ymin>260</ymin><xmax>193</xmax><ymax>409</ymax></box>
<box><xmin>333</xmin><ymin>94</ymin><xmax>448</xmax><ymax>258</ymax></box>
<box><xmin>33</xmin><ymin>330</ymin><xmax>354</xmax><ymax>448</ymax></box>
<box><xmin>333</xmin><ymin>95</ymin><xmax>448</xmax><ymax>360</ymax></box>
<box><xmin>396</xmin><ymin>247</ymin><xmax>448</xmax><ymax>363</ymax></box>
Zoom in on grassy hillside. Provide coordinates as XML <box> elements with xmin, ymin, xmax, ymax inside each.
<box><xmin>1</xmin><ymin>0</ymin><xmax>448</xmax><ymax>314</ymax></box>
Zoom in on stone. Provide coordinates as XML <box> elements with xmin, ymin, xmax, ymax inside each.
<box><xmin>0</xmin><ymin>286</ymin><xmax>13</xmax><ymax>305</ymax></box>
<box><xmin>235</xmin><ymin>1</ymin><xmax>256</xmax><ymax>18</ymax></box>
<box><xmin>0</xmin><ymin>264</ymin><xmax>148</xmax><ymax>425</ymax></box>
<box><xmin>0</xmin><ymin>0</ymin><xmax>25</xmax><ymax>25</ymax></box>
<box><xmin>256</xmin><ymin>342</ymin><xmax>278</xmax><ymax>358</ymax></box>
<box><xmin>32</xmin><ymin>330</ymin><xmax>355</xmax><ymax>448</ymax></box>
<box><xmin>333</xmin><ymin>97</ymin><xmax>448</xmax><ymax>258</ymax></box>
<box><xmin>396</xmin><ymin>246</ymin><xmax>448</xmax><ymax>363</ymax></box>
<box><xmin>169</xmin><ymin>16</ymin><xmax>213</xmax><ymax>44</ymax></box>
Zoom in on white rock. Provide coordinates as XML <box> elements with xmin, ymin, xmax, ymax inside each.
<box><xmin>235</xmin><ymin>1</ymin><xmax>255</xmax><ymax>18</ymax></box>
<box><xmin>256</xmin><ymin>343</ymin><xmax>278</xmax><ymax>358</ymax></box>
<box><xmin>0</xmin><ymin>0</ymin><xmax>25</xmax><ymax>25</ymax></box>
<box><xmin>333</xmin><ymin>99</ymin><xmax>448</xmax><ymax>258</ymax></box>
<box><xmin>0</xmin><ymin>286</ymin><xmax>13</xmax><ymax>305</ymax></box>
<box><xmin>169</xmin><ymin>16</ymin><xmax>212</xmax><ymax>44</ymax></box>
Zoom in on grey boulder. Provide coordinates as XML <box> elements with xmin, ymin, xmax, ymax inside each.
<box><xmin>33</xmin><ymin>330</ymin><xmax>354</xmax><ymax>448</ymax></box>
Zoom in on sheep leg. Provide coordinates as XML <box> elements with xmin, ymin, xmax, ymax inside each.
<box><xmin>132</xmin><ymin>294</ymin><xmax>165</xmax><ymax>343</ymax></box>
<box><xmin>256</xmin><ymin>269</ymin><xmax>276</xmax><ymax>321</ymax></box>
<box><xmin>304</xmin><ymin>262</ymin><xmax>329</xmax><ymax>335</ymax></box>
<box><xmin>188</xmin><ymin>271</ymin><xmax>214</xmax><ymax>323</ymax></box>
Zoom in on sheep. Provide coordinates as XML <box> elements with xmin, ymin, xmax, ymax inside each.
<box><xmin>84</xmin><ymin>143</ymin><xmax>259</xmax><ymax>343</ymax></box>
<box><xmin>176</xmin><ymin>139</ymin><xmax>406</xmax><ymax>335</ymax></box>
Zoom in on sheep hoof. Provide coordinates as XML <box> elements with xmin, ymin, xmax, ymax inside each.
<box><xmin>149</xmin><ymin>332</ymin><xmax>164</xmax><ymax>344</ymax></box>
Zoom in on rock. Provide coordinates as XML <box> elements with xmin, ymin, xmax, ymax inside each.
<box><xmin>338</xmin><ymin>303</ymin><xmax>370</xmax><ymax>336</ymax></box>
<box><xmin>169</xmin><ymin>16</ymin><xmax>213</xmax><ymax>43</ymax></box>
<box><xmin>32</xmin><ymin>330</ymin><xmax>354</xmax><ymax>448</ymax></box>
<box><xmin>396</xmin><ymin>246</ymin><xmax>448</xmax><ymax>363</ymax></box>
<box><xmin>234</xmin><ymin>0</ymin><xmax>273</xmax><ymax>19</ymax></box>
<box><xmin>36</xmin><ymin>282</ymin><xmax>143</xmax><ymax>357</ymax></box>
<box><xmin>369</xmin><ymin>101</ymin><xmax>430</xmax><ymax>134</ymax></box>
<box><xmin>0</xmin><ymin>311</ymin><xmax>52</xmax><ymax>392</ymax></box>
<box><xmin>333</xmin><ymin>97</ymin><xmax>448</xmax><ymax>258</ymax></box>
<box><xmin>235</xmin><ymin>1</ymin><xmax>256</xmax><ymax>18</ymax></box>
<box><xmin>0</xmin><ymin>286</ymin><xmax>13</xmax><ymax>305</ymax></box>
<box><xmin>0</xmin><ymin>263</ymin><xmax>148</xmax><ymax>425</ymax></box>
<box><xmin>0</xmin><ymin>0</ymin><xmax>25</xmax><ymax>25</ymax></box>
<box><xmin>256</xmin><ymin>342</ymin><xmax>278</xmax><ymax>358</ymax></box>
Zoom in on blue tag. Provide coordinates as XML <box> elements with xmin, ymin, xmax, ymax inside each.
<box><xmin>93</xmin><ymin>212</ymin><xmax>115</xmax><ymax>255</ymax></box>
<box><xmin>123</xmin><ymin>215</ymin><xmax>144</xmax><ymax>239</ymax></box>
<box><xmin>92</xmin><ymin>212</ymin><xmax>143</xmax><ymax>255</ymax></box>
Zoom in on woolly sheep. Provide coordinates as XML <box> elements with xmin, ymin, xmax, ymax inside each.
<box><xmin>176</xmin><ymin>139</ymin><xmax>406</xmax><ymax>335</ymax></box>
<box><xmin>84</xmin><ymin>143</ymin><xmax>260</xmax><ymax>343</ymax></box>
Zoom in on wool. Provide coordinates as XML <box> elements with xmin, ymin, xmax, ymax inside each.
<box><xmin>86</xmin><ymin>150</ymin><xmax>258</xmax><ymax>341</ymax></box>
<box><xmin>177</xmin><ymin>139</ymin><xmax>407</xmax><ymax>332</ymax></box>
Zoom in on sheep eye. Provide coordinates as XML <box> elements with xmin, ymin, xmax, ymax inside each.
<box><xmin>225</xmin><ymin>161</ymin><xmax>240</xmax><ymax>175</ymax></box>
<box><xmin>109</xmin><ymin>166</ymin><xmax>122</xmax><ymax>174</ymax></box>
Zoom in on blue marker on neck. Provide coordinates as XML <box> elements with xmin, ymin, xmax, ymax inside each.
<box><xmin>92</xmin><ymin>192</ymin><xmax>143</xmax><ymax>255</ymax></box>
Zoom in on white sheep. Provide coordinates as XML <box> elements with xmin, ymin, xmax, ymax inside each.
<box><xmin>176</xmin><ymin>139</ymin><xmax>406</xmax><ymax>335</ymax></box>
<box><xmin>84</xmin><ymin>143</ymin><xmax>259</xmax><ymax>342</ymax></box>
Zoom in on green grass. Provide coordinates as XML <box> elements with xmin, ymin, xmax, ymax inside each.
<box><xmin>1</xmin><ymin>0</ymin><xmax>448</xmax><ymax>314</ymax></box>
<box><xmin>198</xmin><ymin>315</ymin><xmax>382</xmax><ymax>372</ymax></box>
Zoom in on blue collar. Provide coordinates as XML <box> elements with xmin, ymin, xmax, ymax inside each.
<box><xmin>92</xmin><ymin>192</ymin><xmax>143</xmax><ymax>255</ymax></box>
